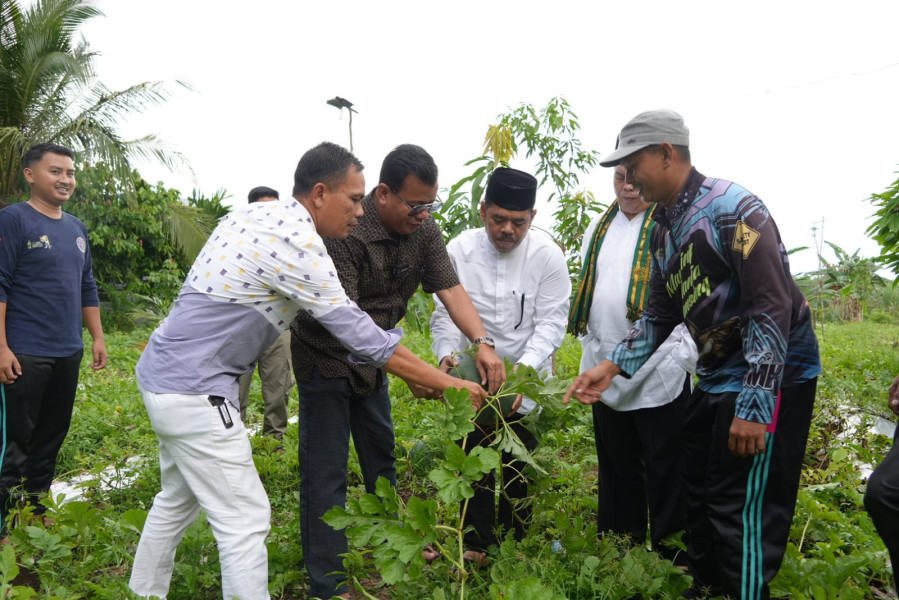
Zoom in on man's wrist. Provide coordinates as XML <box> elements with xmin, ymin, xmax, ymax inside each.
<box><xmin>472</xmin><ymin>336</ymin><xmax>495</xmax><ymax>348</ymax></box>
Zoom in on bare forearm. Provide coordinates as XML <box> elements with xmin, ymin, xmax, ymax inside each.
<box><xmin>82</xmin><ymin>306</ymin><xmax>105</xmax><ymax>342</ymax></box>
<box><xmin>383</xmin><ymin>344</ymin><xmax>459</xmax><ymax>390</ymax></box>
<box><xmin>0</xmin><ymin>302</ymin><xmax>21</xmax><ymax>381</ymax></box>
<box><xmin>0</xmin><ymin>302</ymin><xmax>8</xmax><ymax>349</ymax></box>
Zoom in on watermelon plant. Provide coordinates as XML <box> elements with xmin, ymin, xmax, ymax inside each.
<box><xmin>447</xmin><ymin>347</ymin><xmax>535</xmax><ymax>428</ymax></box>
<box><xmin>323</xmin><ymin>360</ymin><xmax>565</xmax><ymax>599</ymax></box>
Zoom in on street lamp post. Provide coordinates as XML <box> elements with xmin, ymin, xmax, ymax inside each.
<box><xmin>326</xmin><ymin>96</ymin><xmax>357</xmax><ymax>152</ymax></box>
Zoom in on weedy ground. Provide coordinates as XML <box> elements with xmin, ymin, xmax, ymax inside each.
<box><xmin>0</xmin><ymin>322</ymin><xmax>896</xmax><ymax>599</ymax></box>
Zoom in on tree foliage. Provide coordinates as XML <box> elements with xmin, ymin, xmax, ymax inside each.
<box><xmin>813</xmin><ymin>241</ymin><xmax>884</xmax><ymax>322</ymax></box>
<box><xmin>63</xmin><ymin>164</ymin><xmax>228</xmax><ymax>329</ymax></box>
<box><xmin>435</xmin><ymin>97</ymin><xmax>604</xmax><ymax>275</ymax></box>
<box><xmin>867</xmin><ymin>169</ymin><xmax>899</xmax><ymax>276</ymax></box>
<box><xmin>68</xmin><ymin>165</ymin><xmax>177</xmax><ymax>285</ymax></box>
<box><xmin>0</xmin><ymin>0</ymin><xmax>186</xmax><ymax>206</ymax></box>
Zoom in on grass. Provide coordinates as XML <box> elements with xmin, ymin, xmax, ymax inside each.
<box><xmin>814</xmin><ymin>321</ymin><xmax>899</xmax><ymax>414</ymax></box>
<box><xmin>1</xmin><ymin>322</ymin><xmax>897</xmax><ymax>598</ymax></box>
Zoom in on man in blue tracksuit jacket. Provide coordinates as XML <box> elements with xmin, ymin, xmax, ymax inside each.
<box><xmin>566</xmin><ymin>110</ymin><xmax>821</xmax><ymax>599</ymax></box>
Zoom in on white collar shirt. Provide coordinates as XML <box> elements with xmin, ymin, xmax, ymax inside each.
<box><xmin>430</xmin><ymin>227</ymin><xmax>571</xmax><ymax>414</ymax></box>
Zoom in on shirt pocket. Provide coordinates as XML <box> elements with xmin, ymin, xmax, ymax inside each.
<box><xmin>508</xmin><ymin>288</ymin><xmax>534</xmax><ymax>330</ymax></box>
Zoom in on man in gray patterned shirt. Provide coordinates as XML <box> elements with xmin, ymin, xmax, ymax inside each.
<box><xmin>130</xmin><ymin>142</ymin><xmax>486</xmax><ymax>600</ymax></box>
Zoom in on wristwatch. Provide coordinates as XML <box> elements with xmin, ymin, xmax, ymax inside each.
<box><xmin>472</xmin><ymin>336</ymin><xmax>495</xmax><ymax>348</ymax></box>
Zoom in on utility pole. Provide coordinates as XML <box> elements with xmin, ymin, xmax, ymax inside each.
<box><xmin>326</xmin><ymin>96</ymin><xmax>357</xmax><ymax>152</ymax></box>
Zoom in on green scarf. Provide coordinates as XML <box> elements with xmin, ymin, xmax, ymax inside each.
<box><xmin>567</xmin><ymin>201</ymin><xmax>657</xmax><ymax>337</ymax></box>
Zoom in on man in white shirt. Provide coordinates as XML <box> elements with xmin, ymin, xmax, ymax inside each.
<box><xmin>567</xmin><ymin>164</ymin><xmax>696</xmax><ymax>561</ymax></box>
<box><xmin>430</xmin><ymin>167</ymin><xmax>571</xmax><ymax>563</ymax></box>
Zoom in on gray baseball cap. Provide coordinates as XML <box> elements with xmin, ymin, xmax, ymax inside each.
<box><xmin>599</xmin><ymin>109</ymin><xmax>690</xmax><ymax>167</ymax></box>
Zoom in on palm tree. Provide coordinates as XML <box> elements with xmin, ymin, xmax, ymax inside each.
<box><xmin>0</xmin><ymin>0</ymin><xmax>185</xmax><ymax>206</ymax></box>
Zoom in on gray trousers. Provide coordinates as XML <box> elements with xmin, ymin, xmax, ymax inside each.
<box><xmin>239</xmin><ymin>330</ymin><xmax>293</xmax><ymax>438</ymax></box>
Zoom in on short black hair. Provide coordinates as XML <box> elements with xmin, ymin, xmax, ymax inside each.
<box><xmin>378</xmin><ymin>144</ymin><xmax>438</xmax><ymax>192</ymax></box>
<box><xmin>248</xmin><ymin>186</ymin><xmax>279</xmax><ymax>203</ymax></box>
<box><xmin>293</xmin><ymin>142</ymin><xmax>364</xmax><ymax>196</ymax></box>
<box><xmin>23</xmin><ymin>143</ymin><xmax>75</xmax><ymax>168</ymax></box>
<box><xmin>673</xmin><ymin>144</ymin><xmax>691</xmax><ymax>163</ymax></box>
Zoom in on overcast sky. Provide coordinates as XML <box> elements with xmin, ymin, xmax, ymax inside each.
<box><xmin>77</xmin><ymin>0</ymin><xmax>899</xmax><ymax>275</ymax></box>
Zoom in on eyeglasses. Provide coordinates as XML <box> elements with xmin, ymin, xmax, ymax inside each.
<box><xmin>391</xmin><ymin>188</ymin><xmax>443</xmax><ymax>217</ymax></box>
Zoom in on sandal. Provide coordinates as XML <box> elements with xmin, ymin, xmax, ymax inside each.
<box><xmin>462</xmin><ymin>550</ymin><xmax>488</xmax><ymax>567</ymax></box>
<box><xmin>422</xmin><ymin>544</ymin><xmax>442</xmax><ymax>564</ymax></box>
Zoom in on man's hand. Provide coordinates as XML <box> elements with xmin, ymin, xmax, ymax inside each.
<box><xmin>509</xmin><ymin>394</ymin><xmax>523</xmax><ymax>415</ymax></box>
<box><xmin>408</xmin><ymin>382</ymin><xmax>441</xmax><ymax>400</ymax></box>
<box><xmin>0</xmin><ymin>347</ymin><xmax>21</xmax><ymax>384</ymax></box>
<box><xmin>438</xmin><ymin>355</ymin><xmax>458</xmax><ymax>374</ymax></box>
<box><xmin>728</xmin><ymin>417</ymin><xmax>768</xmax><ymax>458</ymax></box>
<box><xmin>91</xmin><ymin>339</ymin><xmax>108</xmax><ymax>370</ymax></box>
<box><xmin>454</xmin><ymin>380</ymin><xmax>487</xmax><ymax>411</ymax></box>
<box><xmin>563</xmin><ymin>360</ymin><xmax>621</xmax><ymax>405</ymax></box>
<box><xmin>508</xmin><ymin>364</ymin><xmax>523</xmax><ymax>414</ymax></box>
<box><xmin>889</xmin><ymin>375</ymin><xmax>899</xmax><ymax>416</ymax></box>
<box><xmin>475</xmin><ymin>344</ymin><xmax>505</xmax><ymax>395</ymax></box>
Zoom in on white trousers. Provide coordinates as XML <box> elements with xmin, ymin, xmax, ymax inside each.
<box><xmin>129</xmin><ymin>389</ymin><xmax>271</xmax><ymax>599</ymax></box>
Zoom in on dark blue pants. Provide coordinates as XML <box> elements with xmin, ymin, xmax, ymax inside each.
<box><xmin>593</xmin><ymin>377</ymin><xmax>690</xmax><ymax>560</ymax></box>
<box><xmin>683</xmin><ymin>378</ymin><xmax>816</xmax><ymax>600</ymax></box>
<box><xmin>0</xmin><ymin>351</ymin><xmax>83</xmax><ymax>532</ymax></box>
<box><xmin>865</xmin><ymin>424</ymin><xmax>899</xmax><ymax>587</ymax></box>
<box><xmin>298</xmin><ymin>369</ymin><xmax>394</xmax><ymax>599</ymax></box>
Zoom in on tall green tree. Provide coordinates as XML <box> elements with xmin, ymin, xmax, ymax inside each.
<box><xmin>0</xmin><ymin>0</ymin><xmax>184</xmax><ymax>206</ymax></box>
<box><xmin>65</xmin><ymin>164</ymin><xmax>228</xmax><ymax>330</ymax></box>
<box><xmin>867</xmin><ymin>169</ymin><xmax>899</xmax><ymax>276</ymax></box>
<box><xmin>435</xmin><ymin>97</ymin><xmax>603</xmax><ymax>276</ymax></box>
<box><xmin>67</xmin><ymin>164</ymin><xmax>228</xmax><ymax>287</ymax></box>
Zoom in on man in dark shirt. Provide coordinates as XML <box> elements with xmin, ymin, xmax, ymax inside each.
<box><xmin>0</xmin><ymin>143</ymin><xmax>107</xmax><ymax>535</ymax></box>
<box><xmin>565</xmin><ymin>110</ymin><xmax>821</xmax><ymax>600</ymax></box>
<box><xmin>291</xmin><ymin>143</ymin><xmax>504</xmax><ymax>600</ymax></box>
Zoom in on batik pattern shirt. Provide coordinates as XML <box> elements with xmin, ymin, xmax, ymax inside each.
<box><xmin>610</xmin><ymin>169</ymin><xmax>821</xmax><ymax>424</ymax></box>
<box><xmin>291</xmin><ymin>193</ymin><xmax>459</xmax><ymax>395</ymax></box>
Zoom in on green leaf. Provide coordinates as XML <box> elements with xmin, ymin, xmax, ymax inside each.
<box><xmin>358</xmin><ymin>493</ymin><xmax>387</xmax><ymax>517</ymax></box>
<box><xmin>490</xmin><ymin>577</ymin><xmax>565</xmax><ymax>599</ymax></box>
<box><xmin>464</xmin><ymin>446</ymin><xmax>499</xmax><ymax>479</ymax></box>
<box><xmin>429</xmin><ymin>463</ymin><xmax>474</xmax><ymax>503</ymax></box>
<box><xmin>347</xmin><ymin>521</ymin><xmax>379</xmax><ymax>547</ymax></box>
<box><xmin>436</xmin><ymin>386</ymin><xmax>476</xmax><ymax>438</ymax></box>
<box><xmin>117</xmin><ymin>509</ymin><xmax>147</xmax><ymax>534</ymax></box>
<box><xmin>0</xmin><ymin>544</ymin><xmax>20</xmax><ymax>584</ymax></box>
<box><xmin>322</xmin><ymin>505</ymin><xmax>356</xmax><ymax>530</ymax></box>
<box><xmin>378</xmin><ymin>556</ymin><xmax>407</xmax><ymax>585</ymax></box>
<box><xmin>406</xmin><ymin>496</ymin><xmax>437</xmax><ymax>533</ymax></box>
<box><xmin>374</xmin><ymin>476</ymin><xmax>398</xmax><ymax>506</ymax></box>
<box><xmin>382</xmin><ymin>522</ymin><xmax>424</xmax><ymax>563</ymax></box>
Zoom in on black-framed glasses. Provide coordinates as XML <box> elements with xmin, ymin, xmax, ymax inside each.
<box><xmin>391</xmin><ymin>188</ymin><xmax>443</xmax><ymax>217</ymax></box>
